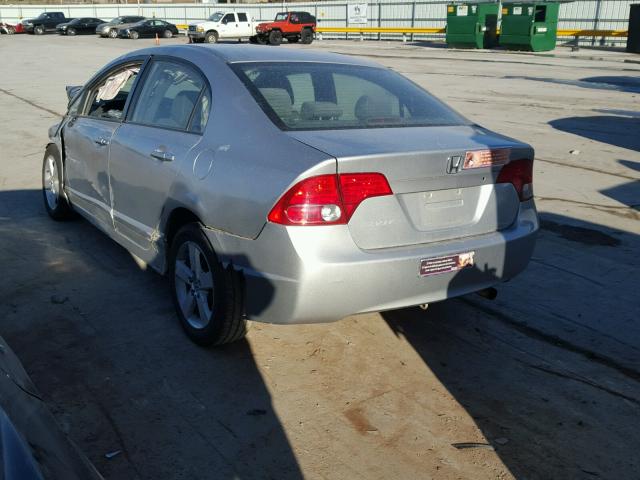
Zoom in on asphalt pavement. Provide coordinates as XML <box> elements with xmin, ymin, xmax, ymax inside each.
<box><xmin>0</xmin><ymin>34</ymin><xmax>638</xmax><ymax>479</ymax></box>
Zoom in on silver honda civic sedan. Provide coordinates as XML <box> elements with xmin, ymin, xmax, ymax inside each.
<box><xmin>43</xmin><ymin>45</ymin><xmax>538</xmax><ymax>346</ymax></box>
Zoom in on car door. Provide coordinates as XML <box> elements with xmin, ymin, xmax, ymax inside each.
<box><xmin>108</xmin><ymin>58</ymin><xmax>211</xmax><ymax>257</ymax></box>
<box><xmin>85</xmin><ymin>18</ymin><xmax>100</xmax><ymax>33</ymax></box>
<box><xmin>76</xmin><ymin>18</ymin><xmax>88</xmax><ymax>32</ymax></box>
<box><xmin>152</xmin><ymin>20</ymin><xmax>167</xmax><ymax>36</ymax></box>
<box><xmin>63</xmin><ymin>61</ymin><xmax>144</xmax><ymax>231</ymax></box>
<box><xmin>237</xmin><ymin>13</ymin><xmax>252</xmax><ymax>37</ymax></box>
<box><xmin>219</xmin><ymin>13</ymin><xmax>238</xmax><ymax>37</ymax></box>
<box><xmin>137</xmin><ymin>20</ymin><xmax>153</xmax><ymax>37</ymax></box>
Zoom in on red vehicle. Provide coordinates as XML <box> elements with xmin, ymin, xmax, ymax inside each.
<box><xmin>0</xmin><ymin>22</ymin><xmax>22</xmax><ymax>34</ymax></box>
<box><xmin>251</xmin><ymin>11</ymin><xmax>316</xmax><ymax>46</ymax></box>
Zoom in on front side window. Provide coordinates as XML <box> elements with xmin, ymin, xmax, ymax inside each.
<box><xmin>129</xmin><ymin>60</ymin><xmax>208</xmax><ymax>132</ymax></box>
<box><xmin>232</xmin><ymin>62</ymin><xmax>469</xmax><ymax>131</ymax></box>
<box><xmin>86</xmin><ymin>65</ymin><xmax>140</xmax><ymax>120</ymax></box>
<box><xmin>222</xmin><ymin>14</ymin><xmax>235</xmax><ymax>24</ymax></box>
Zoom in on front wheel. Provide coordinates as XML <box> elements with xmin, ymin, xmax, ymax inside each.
<box><xmin>205</xmin><ymin>31</ymin><xmax>218</xmax><ymax>43</ymax></box>
<box><xmin>34</xmin><ymin>25</ymin><xmax>44</xmax><ymax>35</ymax></box>
<box><xmin>108</xmin><ymin>28</ymin><xmax>118</xmax><ymax>38</ymax></box>
<box><xmin>42</xmin><ymin>145</ymin><xmax>74</xmax><ymax>221</ymax></box>
<box><xmin>129</xmin><ymin>30</ymin><xmax>139</xmax><ymax>40</ymax></box>
<box><xmin>163</xmin><ymin>29</ymin><xmax>173</xmax><ymax>38</ymax></box>
<box><xmin>169</xmin><ymin>224</ymin><xmax>248</xmax><ymax>346</ymax></box>
<box><xmin>67</xmin><ymin>27</ymin><xmax>76</xmax><ymax>36</ymax></box>
<box><xmin>268</xmin><ymin>30</ymin><xmax>282</xmax><ymax>46</ymax></box>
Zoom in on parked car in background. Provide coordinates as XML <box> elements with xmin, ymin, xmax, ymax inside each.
<box><xmin>42</xmin><ymin>45</ymin><xmax>538</xmax><ymax>347</ymax></box>
<box><xmin>0</xmin><ymin>22</ymin><xmax>16</xmax><ymax>34</ymax></box>
<box><xmin>252</xmin><ymin>11</ymin><xmax>316</xmax><ymax>45</ymax></box>
<box><xmin>117</xmin><ymin>19</ymin><xmax>178</xmax><ymax>39</ymax></box>
<box><xmin>96</xmin><ymin>15</ymin><xmax>145</xmax><ymax>38</ymax></box>
<box><xmin>188</xmin><ymin>11</ymin><xmax>255</xmax><ymax>44</ymax></box>
<box><xmin>22</xmin><ymin>11</ymin><xmax>71</xmax><ymax>35</ymax></box>
<box><xmin>57</xmin><ymin>17</ymin><xmax>104</xmax><ymax>36</ymax></box>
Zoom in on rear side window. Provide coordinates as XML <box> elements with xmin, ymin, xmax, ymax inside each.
<box><xmin>232</xmin><ymin>62</ymin><xmax>469</xmax><ymax>131</ymax></box>
<box><xmin>238</xmin><ymin>13</ymin><xmax>248</xmax><ymax>22</ymax></box>
<box><xmin>129</xmin><ymin>60</ymin><xmax>209</xmax><ymax>132</ymax></box>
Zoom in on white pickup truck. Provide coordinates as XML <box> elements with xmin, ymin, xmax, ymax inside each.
<box><xmin>188</xmin><ymin>12</ymin><xmax>256</xmax><ymax>43</ymax></box>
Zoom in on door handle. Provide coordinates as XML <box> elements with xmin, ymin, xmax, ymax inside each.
<box><xmin>150</xmin><ymin>149</ymin><xmax>175</xmax><ymax>162</ymax></box>
<box><xmin>94</xmin><ymin>137</ymin><xmax>109</xmax><ymax>146</ymax></box>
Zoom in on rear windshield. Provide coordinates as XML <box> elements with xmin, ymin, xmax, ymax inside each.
<box><xmin>232</xmin><ymin>62</ymin><xmax>469</xmax><ymax>131</ymax></box>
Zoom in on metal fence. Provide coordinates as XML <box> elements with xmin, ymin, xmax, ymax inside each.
<box><xmin>0</xmin><ymin>0</ymin><xmax>633</xmax><ymax>45</ymax></box>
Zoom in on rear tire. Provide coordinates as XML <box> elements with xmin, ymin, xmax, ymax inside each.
<box><xmin>268</xmin><ymin>30</ymin><xmax>282</xmax><ymax>46</ymax></box>
<box><xmin>42</xmin><ymin>145</ymin><xmax>74</xmax><ymax>221</ymax></box>
<box><xmin>108</xmin><ymin>28</ymin><xmax>118</xmax><ymax>38</ymax></box>
<box><xmin>169</xmin><ymin>224</ymin><xmax>248</xmax><ymax>346</ymax></box>
<box><xmin>301</xmin><ymin>28</ymin><xmax>313</xmax><ymax>44</ymax></box>
<box><xmin>205</xmin><ymin>31</ymin><xmax>218</xmax><ymax>43</ymax></box>
<box><xmin>34</xmin><ymin>25</ymin><xmax>44</xmax><ymax>35</ymax></box>
<box><xmin>7</xmin><ymin>26</ymin><xmax>15</xmax><ymax>34</ymax></box>
<box><xmin>163</xmin><ymin>29</ymin><xmax>173</xmax><ymax>38</ymax></box>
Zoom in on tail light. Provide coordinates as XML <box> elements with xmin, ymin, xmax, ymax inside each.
<box><xmin>268</xmin><ymin>173</ymin><xmax>392</xmax><ymax>226</ymax></box>
<box><xmin>497</xmin><ymin>158</ymin><xmax>533</xmax><ymax>201</ymax></box>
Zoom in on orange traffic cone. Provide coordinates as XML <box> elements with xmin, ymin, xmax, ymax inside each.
<box><xmin>155</xmin><ymin>33</ymin><xmax>160</xmax><ymax>46</ymax></box>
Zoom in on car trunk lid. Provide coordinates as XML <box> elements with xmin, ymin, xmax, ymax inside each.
<box><xmin>288</xmin><ymin>125</ymin><xmax>533</xmax><ymax>250</ymax></box>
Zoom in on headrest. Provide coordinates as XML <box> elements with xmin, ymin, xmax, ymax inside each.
<box><xmin>300</xmin><ymin>101</ymin><xmax>343</xmax><ymax>120</ymax></box>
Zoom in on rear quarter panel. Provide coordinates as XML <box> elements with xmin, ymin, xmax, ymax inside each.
<box><xmin>165</xmin><ymin>49</ymin><xmax>335</xmax><ymax>240</ymax></box>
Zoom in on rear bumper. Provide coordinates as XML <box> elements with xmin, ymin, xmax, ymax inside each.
<box><xmin>204</xmin><ymin>200</ymin><xmax>538</xmax><ymax>324</ymax></box>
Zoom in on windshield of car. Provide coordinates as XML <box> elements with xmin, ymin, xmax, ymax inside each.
<box><xmin>209</xmin><ymin>13</ymin><xmax>224</xmax><ymax>22</ymax></box>
<box><xmin>232</xmin><ymin>62</ymin><xmax>470</xmax><ymax>131</ymax></box>
<box><xmin>274</xmin><ymin>13</ymin><xmax>288</xmax><ymax>21</ymax></box>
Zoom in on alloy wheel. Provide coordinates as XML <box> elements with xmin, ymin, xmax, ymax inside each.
<box><xmin>174</xmin><ymin>241</ymin><xmax>215</xmax><ymax>330</ymax></box>
<box><xmin>43</xmin><ymin>155</ymin><xmax>59</xmax><ymax>210</ymax></box>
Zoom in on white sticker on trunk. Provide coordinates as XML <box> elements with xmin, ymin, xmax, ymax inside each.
<box><xmin>457</xmin><ymin>5</ymin><xmax>469</xmax><ymax>16</ymax></box>
<box><xmin>513</xmin><ymin>6</ymin><xmax>523</xmax><ymax>14</ymax></box>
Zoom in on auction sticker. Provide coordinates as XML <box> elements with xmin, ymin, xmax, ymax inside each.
<box><xmin>419</xmin><ymin>252</ymin><xmax>475</xmax><ymax>277</ymax></box>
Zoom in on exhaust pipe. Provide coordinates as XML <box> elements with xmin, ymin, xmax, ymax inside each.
<box><xmin>476</xmin><ymin>287</ymin><xmax>498</xmax><ymax>300</ymax></box>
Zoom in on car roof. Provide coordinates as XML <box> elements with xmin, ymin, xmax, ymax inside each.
<box><xmin>130</xmin><ymin>45</ymin><xmax>382</xmax><ymax>68</ymax></box>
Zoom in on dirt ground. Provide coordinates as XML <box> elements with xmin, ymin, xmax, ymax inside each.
<box><xmin>0</xmin><ymin>34</ymin><xmax>639</xmax><ymax>479</ymax></box>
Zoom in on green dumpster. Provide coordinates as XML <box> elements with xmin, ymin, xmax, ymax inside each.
<box><xmin>446</xmin><ymin>2</ymin><xmax>500</xmax><ymax>49</ymax></box>
<box><xmin>499</xmin><ymin>2</ymin><xmax>560</xmax><ymax>51</ymax></box>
